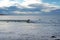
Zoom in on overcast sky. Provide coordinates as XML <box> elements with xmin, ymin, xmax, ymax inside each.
<box><xmin>0</xmin><ymin>0</ymin><xmax>60</xmax><ymax>7</ymax></box>
<box><xmin>0</xmin><ymin>0</ymin><xmax>60</xmax><ymax>14</ymax></box>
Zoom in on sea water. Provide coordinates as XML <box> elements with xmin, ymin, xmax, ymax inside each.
<box><xmin>0</xmin><ymin>15</ymin><xmax>60</xmax><ymax>40</ymax></box>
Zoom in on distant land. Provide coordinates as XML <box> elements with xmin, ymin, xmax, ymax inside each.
<box><xmin>0</xmin><ymin>14</ymin><xmax>5</xmax><ymax>15</ymax></box>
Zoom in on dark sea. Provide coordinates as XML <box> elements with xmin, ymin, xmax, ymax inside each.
<box><xmin>0</xmin><ymin>15</ymin><xmax>60</xmax><ymax>40</ymax></box>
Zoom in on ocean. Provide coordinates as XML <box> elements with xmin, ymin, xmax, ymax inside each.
<box><xmin>0</xmin><ymin>15</ymin><xmax>60</xmax><ymax>40</ymax></box>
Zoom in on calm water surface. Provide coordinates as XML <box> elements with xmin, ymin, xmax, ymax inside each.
<box><xmin>0</xmin><ymin>15</ymin><xmax>60</xmax><ymax>40</ymax></box>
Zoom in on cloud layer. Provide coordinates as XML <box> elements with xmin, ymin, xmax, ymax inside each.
<box><xmin>0</xmin><ymin>0</ymin><xmax>60</xmax><ymax>15</ymax></box>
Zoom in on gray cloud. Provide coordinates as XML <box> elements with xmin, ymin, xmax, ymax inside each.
<box><xmin>0</xmin><ymin>3</ymin><xmax>60</xmax><ymax>15</ymax></box>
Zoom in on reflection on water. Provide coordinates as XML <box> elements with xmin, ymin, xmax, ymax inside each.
<box><xmin>0</xmin><ymin>15</ymin><xmax>60</xmax><ymax>40</ymax></box>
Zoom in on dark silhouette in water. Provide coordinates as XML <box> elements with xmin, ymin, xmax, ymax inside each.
<box><xmin>51</xmin><ymin>36</ymin><xmax>56</xmax><ymax>38</ymax></box>
<box><xmin>27</xmin><ymin>19</ymin><xmax>30</xmax><ymax>23</ymax></box>
<box><xmin>55</xmin><ymin>39</ymin><xmax>60</xmax><ymax>40</ymax></box>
